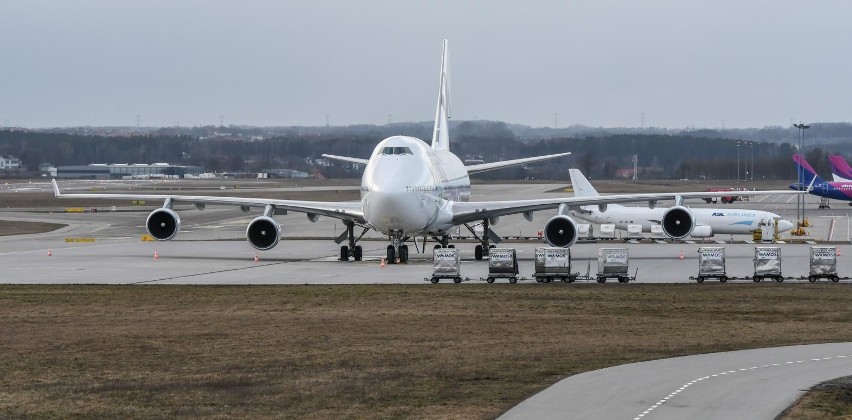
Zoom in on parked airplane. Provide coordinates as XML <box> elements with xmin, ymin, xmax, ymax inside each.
<box><xmin>52</xmin><ymin>40</ymin><xmax>804</xmax><ymax>263</ymax></box>
<box><xmin>568</xmin><ymin>169</ymin><xmax>794</xmax><ymax>237</ymax></box>
<box><xmin>791</xmin><ymin>154</ymin><xmax>852</xmax><ymax>204</ymax></box>
<box><xmin>829</xmin><ymin>154</ymin><xmax>852</xmax><ymax>182</ymax></box>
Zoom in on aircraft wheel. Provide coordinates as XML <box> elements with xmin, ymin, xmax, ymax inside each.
<box><xmin>340</xmin><ymin>246</ymin><xmax>349</xmax><ymax>261</ymax></box>
<box><xmin>474</xmin><ymin>245</ymin><xmax>483</xmax><ymax>261</ymax></box>
<box><xmin>386</xmin><ymin>245</ymin><xmax>396</xmax><ymax>264</ymax></box>
<box><xmin>430</xmin><ymin>277</ymin><xmax>439</xmax><ymax>284</ymax></box>
<box><xmin>353</xmin><ymin>246</ymin><xmax>362</xmax><ymax>261</ymax></box>
<box><xmin>486</xmin><ymin>277</ymin><xmax>495</xmax><ymax>283</ymax></box>
<box><xmin>399</xmin><ymin>245</ymin><xmax>409</xmax><ymax>263</ymax></box>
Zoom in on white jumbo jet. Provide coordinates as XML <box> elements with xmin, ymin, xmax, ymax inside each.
<box><xmin>52</xmin><ymin>40</ymin><xmax>803</xmax><ymax>263</ymax></box>
<box><xmin>568</xmin><ymin>169</ymin><xmax>795</xmax><ymax>237</ymax></box>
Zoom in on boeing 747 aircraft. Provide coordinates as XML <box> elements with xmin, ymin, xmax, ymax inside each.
<box><xmin>53</xmin><ymin>40</ymin><xmax>804</xmax><ymax>263</ymax></box>
<box><xmin>568</xmin><ymin>169</ymin><xmax>794</xmax><ymax>237</ymax></box>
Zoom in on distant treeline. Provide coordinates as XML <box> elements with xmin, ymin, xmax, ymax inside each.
<box><xmin>0</xmin><ymin>127</ymin><xmax>846</xmax><ymax>180</ymax></box>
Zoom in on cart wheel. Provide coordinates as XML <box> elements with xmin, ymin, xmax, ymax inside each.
<box><xmin>720</xmin><ymin>276</ymin><xmax>727</xmax><ymax>283</ymax></box>
<box><xmin>775</xmin><ymin>277</ymin><xmax>783</xmax><ymax>283</ymax></box>
<box><xmin>696</xmin><ymin>277</ymin><xmax>704</xmax><ymax>283</ymax></box>
<box><xmin>832</xmin><ymin>276</ymin><xmax>840</xmax><ymax>283</ymax></box>
<box><xmin>808</xmin><ymin>276</ymin><xmax>816</xmax><ymax>283</ymax></box>
<box><xmin>430</xmin><ymin>277</ymin><xmax>439</xmax><ymax>284</ymax></box>
<box><xmin>486</xmin><ymin>277</ymin><xmax>495</xmax><ymax>283</ymax></box>
<box><xmin>597</xmin><ymin>277</ymin><xmax>606</xmax><ymax>283</ymax></box>
<box><xmin>509</xmin><ymin>277</ymin><xmax>517</xmax><ymax>284</ymax></box>
<box><xmin>561</xmin><ymin>277</ymin><xmax>570</xmax><ymax>283</ymax></box>
<box><xmin>453</xmin><ymin>277</ymin><xmax>462</xmax><ymax>284</ymax></box>
<box><xmin>544</xmin><ymin>277</ymin><xmax>552</xmax><ymax>283</ymax></box>
<box><xmin>568</xmin><ymin>277</ymin><xmax>576</xmax><ymax>283</ymax></box>
<box><xmin>535</xmin><ymin>277</ymin><xmax>543</xmax><ymax>283</ymax></box>
<box><xmin>753</xmin><ymin>277</ymin><xmax>761</xmax><ymax>283</ymax></box>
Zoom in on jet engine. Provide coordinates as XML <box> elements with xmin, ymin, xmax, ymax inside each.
<box><xmin>661</xmin><ymin>206</ymin><xmax>694</xmax><ymax>239</ymax></box>
<box><xmin>146</xmin><ymin>208</ymin><xmax>181</xmax><ymax>240</ymax></box>
<box><xmin>246</xmin><ymin>216</ymin><xmax>281</xmax><ymax>250</ymax></box>
<box><xmin>543</xmin><ymin>215</ymin><xmax>579</xmax><ymax>248</ymax></box>
<box><xmin>689</xmin><ymin>225</ymin><xmax>713</xmax><ymax>238</ymax></box>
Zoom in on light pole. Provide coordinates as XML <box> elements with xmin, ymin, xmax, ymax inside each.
<box><xmin>736</xmin><ymin>140</ymin><xmax>740</xmax><ymax>183</ymax></box>
<box><xmin>794</xmin><ymin>123</ymin><xmax>810</xmax><ymax>227</ymax></box>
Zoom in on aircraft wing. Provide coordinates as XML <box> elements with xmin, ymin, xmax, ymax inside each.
<box><xmin>52</xmin><ymin>180</ymin><xmax>365</xmax><ymax>223</ymax></box>
<box><xmin>464</xmin><ymin>152</ymin><xmax>571</xmax><ymax>174</ymax></box>
<box><xmin>322</xmin><ymin>154</ymin><xmax>369</xmax><ymax>165</ymax></box>
<box><xmin>450</xmin><ymin>189</ymin><xmax>802</xmax><ymax>225</ymax></box>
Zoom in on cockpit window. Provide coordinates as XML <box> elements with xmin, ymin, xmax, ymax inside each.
<box><xmin>381</xmin><ymin>147</ymin><xmax>413</xmax><ymax>155</ymax></box>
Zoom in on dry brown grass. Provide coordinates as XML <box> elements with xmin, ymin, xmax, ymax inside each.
<box><xmin>781</xmin><ymin>376</ymin><xmax>852</xmax><ymax>419</ymax></box>
<box><xmin>0</xmin><ymin>220</ymin><xmax>65</xmax><ymax>236</ymax></box>
<box><xmin>0</xmin><ymin>284</ymin><xmax>850</xmax><ymax>419</ymax></box>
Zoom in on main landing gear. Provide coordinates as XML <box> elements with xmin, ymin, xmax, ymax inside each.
<box><xmin>337</xmin><ymin>220</ymin><xmax>368</xmax><ymax>262</ymax></box>
<box><xmin>464</xmin><ymin>219</ymin><xmax>500</xmax><ymax>261</ymax></box>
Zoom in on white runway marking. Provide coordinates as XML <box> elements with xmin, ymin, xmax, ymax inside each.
<box><xmin>632</xmin><ymin>353</ymin><xmax>852</xmax><ymax>420</ymax></box>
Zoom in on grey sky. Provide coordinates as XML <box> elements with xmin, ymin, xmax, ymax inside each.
<box><xmin>1</xmin><ymin>1</ymin><xmax>850</xmax><ymax>129</ymax></box>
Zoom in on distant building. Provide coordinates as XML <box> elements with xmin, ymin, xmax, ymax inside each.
<box><xmin>0</xmin><ymin>155</ymin><xmax>21</xmax><ymax>170</ymax></box>
<box><xmin>615</xmin><ymin>168</ymin><xmax>635</xmax><ymax>179</ymax></box>
<box><xmin>56</xmin><ymin>163</ymin><xmax>203</xmax><ymax>179</ymax></box>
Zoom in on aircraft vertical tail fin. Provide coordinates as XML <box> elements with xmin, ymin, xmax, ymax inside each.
<box><xmin>793</xmin><ymin>154</ymin><xmax>825</xmax><ymax>187</ymax></box>
<box><xmin>568</xmin><ymin>169</ymin><xmax>600</xmax><ymax>197</ymax></box>
<box><xmin>431</xmin><ymin>39</ymin><xmax>450</xmax><ymax>151</ymax></box>
<box><xmin>828</xmin><ymin>154</ymin><xmax>852</xmax><ymax>182</ymax></box>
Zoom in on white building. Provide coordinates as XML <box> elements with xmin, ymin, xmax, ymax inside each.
<box><xmin>0</xmin><ymin>155</ymin><xmax>21</xmax><ymax>170</ymax></box>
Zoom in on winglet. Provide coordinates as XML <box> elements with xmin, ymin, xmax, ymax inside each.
<box><xmin>431</xmin><ymin>39</ymin><xmax>450</xmax><ymax>151</ymax></box>
<box><xmin>52</xmin><ymin>179</ymin><xmax>61</xmax><ymax>197</ymax></box>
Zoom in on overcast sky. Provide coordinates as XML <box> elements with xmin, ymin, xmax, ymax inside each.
<box><xmin>1</xmin><ymin>1</ymin><xmax>850</xmax><ymax>129</ymax></box>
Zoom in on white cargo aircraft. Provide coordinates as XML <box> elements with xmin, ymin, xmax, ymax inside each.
<box><xmin>52</xmin><ymin>40</ymin><xmax>803</xmax><ymax>263</ymax></box>
<box><xmin>568</xmin><ymin>169</ymin><xmax>796</xmax><ymax>237</ymax></box>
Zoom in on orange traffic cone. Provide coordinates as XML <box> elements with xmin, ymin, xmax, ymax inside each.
<box><xmin>679</xmin><ymin>250</ymin><xmax>684</xmax><ymax>260</ymax></box>
<box><xmin>47</xmin><ymin>248</ymin><xmax>52</xmax><ymax>257</ymax></box>
<box><xmin>837</xmin><ymin>247</ymin><xmax>842</xmax><ymax>257</ymax></box>
<box><xmin>380</xmin><ymin>257</ymin><xmax>386</xmax><ymax>267</ymax></box>
<box><xmin>254</xmin><ymin>254</ymin><xmax>259</xmax><ymax>263</ymax></box>
<box><xmin>154</xmin><ymin>250</ymin><xmax>159</xmax><ymax>260</ymax></box>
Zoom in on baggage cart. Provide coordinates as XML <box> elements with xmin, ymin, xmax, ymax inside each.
<box><xmin>599</xmin><ymin>224</ymin><xmax>616</xmax><ymax>239</ymax></box>
<box><xmin>807</xmin><ymin>246</ymin><xmax>839</xmax><ymax>282</ymax></box>
<box><xmin>693</xmin><ymin>246</ymin><xmax>727</xmax><ymax>283</ymax></box>
<box><xmin>753</xmin><ymin>246</ymin><xmax>783</xmax><ymax>282</ymax></box>
<box><xmin>533</xmin><ymin>247</ymin><xmax>577</xmax><ymax>283</ymax></box>
<box><xmin>430</xmin><ymin>248</ymin><xmax>462</xmax><ymax>284</ymax></box>
<box><xmin>485</xmin><ymin>248</ymin><xmax>519</xmax><ymax>284</ymax></box>
<box><xmin>596</xmin><ymin>247</ymin><xmax>637</xmax><ymax>283</ymax></box>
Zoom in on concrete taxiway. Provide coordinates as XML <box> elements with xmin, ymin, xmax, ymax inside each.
<box><xmin>501</xmin><ymin>342</ymin><xmax>852</xmax><ymax>420</ymax></box>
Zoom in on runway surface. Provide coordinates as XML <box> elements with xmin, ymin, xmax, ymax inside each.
<box><xmin>501</xmin><ymin>342</ymin><xmax>852</xmax><ymax>420</ymax></box>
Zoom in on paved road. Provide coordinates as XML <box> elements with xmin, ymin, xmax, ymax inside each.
<box><xmin>501</xmin><ymin>342</ymin><xmax>852</xmax><ymax>420</ymax></box>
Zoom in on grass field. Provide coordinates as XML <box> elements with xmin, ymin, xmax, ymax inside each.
<box><xmin>781</xmin><ymin>376</ymin><xmax>852</xmax><ymax>419</ymax></box>
<box><xmin>1</xmin><ymin>284</ymin><xmax>850</xmax><ymax>418</ymax></box>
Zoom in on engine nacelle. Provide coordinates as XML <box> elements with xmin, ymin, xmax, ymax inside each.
<box><xmin>146</xmin><ymin>208</ymin><xmax>181</xmax><ymax>240</ymax></box>
<box><xmin>246</xmin><ymin>216</ymin><xmax>281</xmax><ymax>250</ymax></box>
<box><xmin>689</xmin><ymin>225</ymin><xmax>713</xmax><ymax>238</ymax></box>
<box><xmin>543</xmin><ymin>215</ymin><xmax>579</xmax><ymax>248</ymax></box>
<box><xmin>661</xmin><ymin>206</ymin><xmax>695</xmax><ymax>239</ymax></box>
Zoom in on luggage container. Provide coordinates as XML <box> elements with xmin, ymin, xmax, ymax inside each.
<box><xmin>694</xmin><ymin>246</ymin><xmax>727</xmax><ymax>283</ymax></box>
<box><xmin>808</xmin><ymin>246</ymin><xmax>839</xmax><ymax>282</ymax></box>
<box><xmin>753</xmin><ymin>246</ymin><xmax>783</xmax><ymax>282</ymax></box>
<box><xmin>577</xmin><ymin>224</ymin><xmax>592</xmax><ymax>239</ymax></box>
<box><xmin>626</xmin><ymin>224</ymin><xmax>643</xmax><ymax>239</ymax></box>
<box><xmin>430</xmin><ymin>248</ymin><xmax>461</xmax><ymax>284</ymax></box>
<box><xmin>760</xmin><ymin>225</ymin><xmax>774</xmax><ymax>243</ymax></box>
<box><xmin>650</xmin><ymin>224</ymin><xmax>665</xmax><ymax>239</ymax></box>
<box><xmin>596</xmin><ymin>247</ymin><xmax>636</xmax><ymax>283</ymax></box>
<box><xmin>486</xmin><ymin>248</ymin><xmax>519</xmax><ymax>284</ymax></box>
<box><xmin>533</xmin><ymin>247</ymin><xmax>577</xmax><ymax>283</ymax></box>
<box><xmin>599</xmin><ymin>224</ymin><xmax>616</xmax><ymax>239</ymax></box>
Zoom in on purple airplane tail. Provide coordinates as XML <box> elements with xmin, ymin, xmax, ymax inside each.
<box><xmin>792</xmin><ymin>154</ymin><xmax>824</xmax><ymax>187</ymax></box>
<box><xmin>828</xmin><ymin>154</ymin><xmax>852</xmax><ymax>181</ymax></box>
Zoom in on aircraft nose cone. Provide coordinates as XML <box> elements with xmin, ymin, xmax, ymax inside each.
<box><xmin>777</xmin><ymin>219</ymin><xmax>795</xmax><ymax>232</ymax></box>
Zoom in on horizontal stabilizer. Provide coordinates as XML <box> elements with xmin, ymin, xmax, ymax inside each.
<box><xmin>465</xmin><ymin>152</ymin><xmax>570</xmax><ymax>174</ymax></box>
